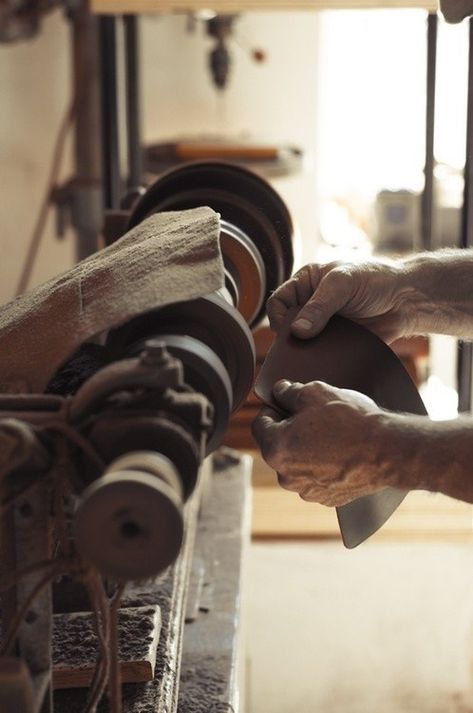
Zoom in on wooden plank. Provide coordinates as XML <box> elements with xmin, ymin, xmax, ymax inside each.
<box><xmin>52</xmin><ymin>605</ymin><xmax>161</xmax><ymax>689</ymax></box>
<box><xmin>91</xmin><ymin>0</ymin><xmax>437</xmax><ymax>14</ymax></box>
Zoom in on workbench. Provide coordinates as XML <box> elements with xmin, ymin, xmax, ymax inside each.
<box><xmin>53</xmin><ymin>452</ymin><xmax>251</xmax><ymax>712</ymax></box>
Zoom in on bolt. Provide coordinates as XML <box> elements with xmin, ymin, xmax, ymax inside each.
<box><xmin>139</xmin><ymin>340</ymin><xmax>169</xmax><ymax>367</ymax></box>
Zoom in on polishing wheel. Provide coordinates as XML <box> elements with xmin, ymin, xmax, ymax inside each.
<box><xmin>108</xmin><ymin>293</ymin><xmax>255</xmax><ymax>416</ymax></box>
<box><xmin>127</xmin><ymin>161</ymin><xmax>294</xmax><ymax>328</ymax></box>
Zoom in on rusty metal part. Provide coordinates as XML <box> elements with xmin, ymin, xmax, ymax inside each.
<box><xmin>129</xmin><ymin>335</ymin><xmax>232</xmax><ymax>454</ymax></box>
<box><xmin>69</xmin><ymin>343</ymin><xmax>184</xmax><ymax>423</ymax></box>
<box><xmin>87</xmin><ymin>416</ymin><xmax>201</xmax><ymax>499</ymax></box>
<box><xmin>75</xmin><ymin>453</ymin><xmax>185</xmax><ymax>580</ymax></box>
<box><xmin>127</xmin><ymin>161</ymin><xmax>294</xmax><ymax>328</ymax></box>
<box><xmin>108</xmin><ymin>294</ymin><xmax>255</xmax><ymax>412</ymax></box>
<box><xmin>220</xmin><ymin>220</ymin><xmax>266</xmax><ymax>325</ymax></box>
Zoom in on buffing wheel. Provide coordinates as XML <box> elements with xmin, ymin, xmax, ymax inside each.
<box><xmin>108</xmin><ymin>294</ymin><xmax>255</xmax><ymax>413</ymax></box>
<box><xmin>127</xmin><ymin>161</ymin><xmax>294</xmax><ymax>328</ymax></box>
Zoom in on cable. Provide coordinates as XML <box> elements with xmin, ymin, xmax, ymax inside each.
<box><xmin>15</xmin><ymin>98</ymin><xmax>76</xmax><ymax>297</ymax></box>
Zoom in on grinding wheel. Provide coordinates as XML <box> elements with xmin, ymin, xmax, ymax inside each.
<box><xmin>127</xmin><ymin>161</ymin><xmax>294</xmax><ymax>327</ymax></box>
<box><xmin>108</xmin><ymin>294</ymin><xmax>255</xmax><ymax>413</ymax></box>
<box><xmin>255</xmin><ymin>310</ymin><xmax>427</xmax><ymax>548</ymax></box>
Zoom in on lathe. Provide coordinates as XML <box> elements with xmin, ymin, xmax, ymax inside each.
<box><xmin>0</xmin><ymin>160</ymin><xmax>294</xmax><ymax>713</ymax></box>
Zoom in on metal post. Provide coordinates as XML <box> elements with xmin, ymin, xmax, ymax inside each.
<box><xmin>71</xmin><ymin>5</ymin><xmax>102</xmax><ymax>260</ymax></box>
<box><xmin>421</xmin><ymin>12</ymin><xmax>437</xmax><ymax>251</ymax></box>
<box><xmin>124</xmin><ymin>15</ymin><xmax>143</xmax><ymax>193</ymax></box>
<box><xmin>99</xmin><ymin>15</ymin><xmax>121</xmax><ymax>210</ymax></box>
<box><xmin>457</xmin><ymin>18</ymin><xmax>473</xmax><ymax>413</ymax></box>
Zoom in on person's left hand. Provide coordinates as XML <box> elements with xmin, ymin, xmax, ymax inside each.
<box><xmin>251</xmin><ymin>379</ymin><xmax>392</xmax><ymax>506</ymax></box>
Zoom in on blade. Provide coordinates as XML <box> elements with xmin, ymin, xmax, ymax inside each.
<box><xmin>254</xmin><ymin>310</ymin><xmax>427</xmax><ymax>548</ymax></box>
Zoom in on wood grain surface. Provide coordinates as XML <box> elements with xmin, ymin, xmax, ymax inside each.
<box><xmin>92</xmin><ymin>0</ymin><xmax>437</xmax><ymax>14</ymax></box>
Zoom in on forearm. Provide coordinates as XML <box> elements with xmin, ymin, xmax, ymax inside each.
<box><xmin>378</xmin><ymin>412</ymin><xmax>473</xmax><ymax>503</ymax></box>
<box><xmin>400</xmin><ymin>249</ymin><xmax>473</xmax><ymax>338</ymax></box>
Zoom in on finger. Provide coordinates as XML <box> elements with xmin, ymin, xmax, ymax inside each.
<box><xmin>277</xmin><ymin>473</ymin><xmax>307</xmax><ymax>492</ymax></box>
<box><xmin>251</xmin><ymin>406</ymin><xmax>284</xmax><ymax>444</ymax></box>
<box><xmin>272</xmin><ymin>379</ymin><xmax>306</xmax><ymax>413</ymax></box>
<box><xmin>266</xmin><ymin>265</ymin><xmax>323</xmax><ymax>332</ymax></box>
<box><xmin>291</xmin><ymin>268</ymin><xmax>355</xmax><ymax>339</ymax></box>
<box><xmin>266</xmin><ymin>295</ymin><xmax>289</xmax><ymax>333</ymax></box>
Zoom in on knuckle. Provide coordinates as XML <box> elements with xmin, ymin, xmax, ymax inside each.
<box><xmin>299</xmin><ymin>487</ymin><xmax>321</xmax><ymax>503</ymax></box>
<box><xmin>325</xmin><ymin>266</ymin><xmax>352</xmax><ymax>289</ymax></box>
<box><xmin>277</xmin><ymin>473</ymin><xmax>299</xmax><ymax>492</ymax></box>
<box><xmin>260</xmin><ymin>441</ymin><xmax>282</xmax><ymax>470</ymax></box>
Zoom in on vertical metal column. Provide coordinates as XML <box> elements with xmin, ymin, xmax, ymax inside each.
<box><xmin>99</xmin><ymin>15</ymin><xmax>121</xmax><ymax>210</ymax></box>
<box><xmin>72</xmin><ymin>5</ymin><xmax>102</xmax><ymax>260</ymax></box>
<box><xmin>458</xmin><ymin>18</ymin><xmax>473</xmax><ymax>413</ymax></box>
<box><xmin>421</xmin><ymin>13</ymin><xmax>438</xmax><ymax>251</ymax></box>
<box><xmin>124</xmin><ymin>15</ymin><xmax>143</xmax><ymax>193</ymax></box>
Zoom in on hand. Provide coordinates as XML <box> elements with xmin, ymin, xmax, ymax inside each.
<box><xmin>266</xmin><ymin>259</ymin><xmax>414</xmax><ymax>343</ymax></box>
<box><xmin>251</xmin><ymin>379</ymin><xmax>394</xmax><ymax>507</ymax></box>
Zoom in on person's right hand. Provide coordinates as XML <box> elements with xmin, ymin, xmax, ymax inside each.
<box><xmin>267</xmin><ymin>259</ymin><xmax>417</xmax><ymax>344</ymax></box>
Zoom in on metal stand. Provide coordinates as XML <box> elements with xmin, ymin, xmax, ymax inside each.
<box><xmin>71</xmin><ymin>5</ymin><xmax>102</xmax><ymax>260</ymax></box>
<box><xmin>458</xmin><ymin>18</ymin><xmax>473</xmax><ymax>413</ymax></box>
<box><xmin>98</xmin><ymin>13</ymin><xmax>144</xmax><ymax>212</ymax></box>
<box><xmin>421</xmin><ymin>12</ymin><xmax>437</xmax><ymax>252</ymax></box>
<box><xmin>124</xmin><ymin>15</ymin><xmax>143</xmax><ymax>194</ymax></box>
<box><xmin>99</xmin><ymin>15</ymin><xmax>121</xmax><ymax>210</ymax></box>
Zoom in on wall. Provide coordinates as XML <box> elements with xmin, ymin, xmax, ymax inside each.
<box><xmin>0</xmin><ymin>10</ymin><xmax>320</xmax><ymax>308</ymax></box>
<box><xmin>140</xmin><ymin>11</ymin><xmax>320</xmax><ymax>269</ymax></box>
<box><xmin>0</xmin><ymin>10</ymin><xmax>75</xmax><ymax>304</ymax></box>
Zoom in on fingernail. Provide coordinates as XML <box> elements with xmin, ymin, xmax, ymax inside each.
<box><xmin>273</xmin><ymin>379</ymin><xmax>289</xmax><ymax>393</ymax></box>
<box><xmin>292</xmin><ymin>318</ymin><xmax>312</xmax><ymax>331</ymax></box>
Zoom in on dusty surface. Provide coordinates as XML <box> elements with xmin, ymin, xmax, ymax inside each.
<box><xmin>53</xmin><ymin>606</ymin><xmax>160</xmax><ymax>688</ymax></box>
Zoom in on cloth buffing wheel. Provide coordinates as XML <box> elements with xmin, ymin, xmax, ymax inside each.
<box><xmin>127</xmin><ymin>161</ymin><xmax>294</xmax><ymax>328</ymax></box>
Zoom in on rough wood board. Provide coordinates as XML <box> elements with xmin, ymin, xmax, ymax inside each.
<box><xmin>52</xmin><ymin>606</ymin><xmax>161</xmax><ymax>689</ymax></box>
<box><xmin>92</xmin><ymin>0</ymin><xmax>437</xmax><ymax>13</ymax></box>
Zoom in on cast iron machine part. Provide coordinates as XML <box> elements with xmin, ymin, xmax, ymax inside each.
<box><xmin>93</xmin><ymin>160</ymin><xmax>294</xmax><ymax>576</ymax></box>
<box><xmin>1</xmin><ymin>161</ymin><xmax>294</xmax><ymax>585</ymax></box>
<box><xmin>0</xmin><ymin>342</ymin><xmax>214</xmax><ymax>583</ymax></box>
<box><xmin>106</xmin><ymin>160</ymin><xmax>295</xmax><ymax>463</ymax></box>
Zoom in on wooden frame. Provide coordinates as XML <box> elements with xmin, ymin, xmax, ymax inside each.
<box><xmin>91</xmin><ymin>1</ymin><xmax>437</xmax><ymax>15</ymax></box>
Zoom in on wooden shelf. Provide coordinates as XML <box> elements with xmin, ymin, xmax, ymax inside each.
<box><xmin>91</xmin><ymin>0</ymin><xmax>437</xmax><ymax>15</ymax></box>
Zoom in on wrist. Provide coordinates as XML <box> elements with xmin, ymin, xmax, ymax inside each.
<box><xmin>373</xmin><ymin>411</ymin><xmax>473</xmax><ymax>503</ymax></box>
<box><xmin>400</xmin><ymin>250</ymin><xmax>473</xmax><ymax>337</ymax></box>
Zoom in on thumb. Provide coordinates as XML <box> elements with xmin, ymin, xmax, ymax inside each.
<box><xmin>272</xmin><ymin>379</ymin><xmax>305</xmax><ymax>413</ymax></box>
<box><xmin>291</xmin><ymin>269</ymin><xmax>354</xmax><ymax>339</ymax></box>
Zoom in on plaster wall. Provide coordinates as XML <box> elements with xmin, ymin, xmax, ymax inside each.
<box><xmin>0</xmin><ymin>10</ymin><xmax>320</xmax><ymax>306</ymax></box>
